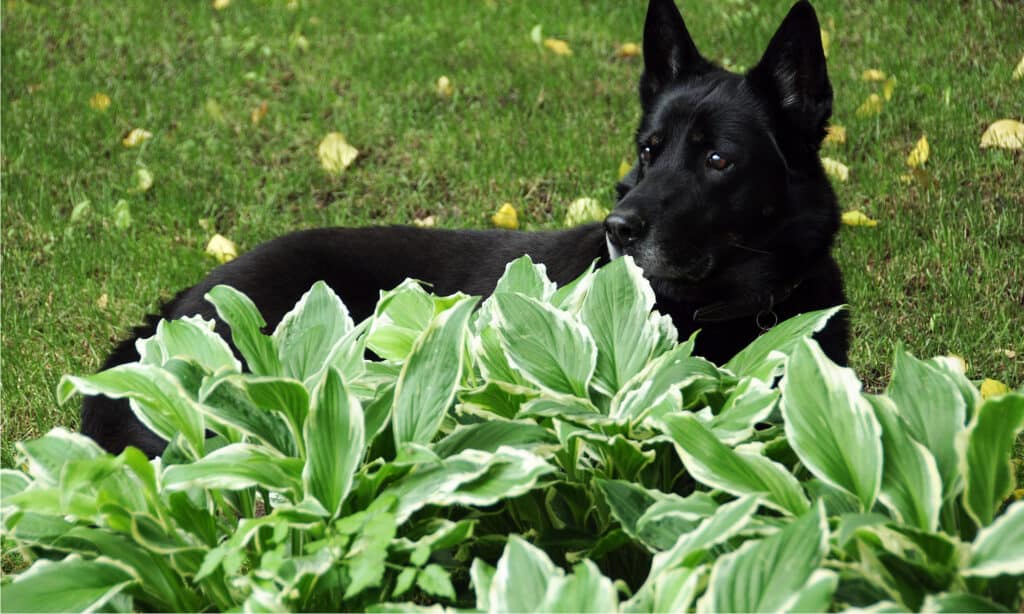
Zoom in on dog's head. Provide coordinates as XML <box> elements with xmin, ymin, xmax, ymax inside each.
<box><xmin>607</xmin><ymin>0</ymin><xmax>838</xmax><ymax>305</ymax></box>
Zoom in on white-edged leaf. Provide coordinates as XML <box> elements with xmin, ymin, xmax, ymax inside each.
<box><xmin>492</xmin><ymin>255</ymin><xmax>556</xmax><ymax>300</ymax></box>
<box><xmin>781</xmin><ymin>338</ymin><xmax>882</xmax><ymax>511</ymax></box>
<box><xmin>537</xmin><ymin>559</ymin><xmax>619</xmax><ymax>613</ymax></box>
<box><xmin>241</xmin><ymin>376</ymin><xmax>311</xmax><ymax>455</ymax></box>
<box><xmin>489</xmin><ymin>535</ymin><xmax>561</xmax><ymax>613</ymax></box>
<box><xmin>725</xmin><ymin>306</ymin><xmax>843</xmax><ymax>379</ymax></box>
<box><xmin>162</xmin><ymin>443</ymin><xmax>302</xmax><ymax>496</ymax></box>
<box><xmin>956</xmin><ymin>393</ymin><xmax>1024</xmax><ymax>527</ymax></box>
<box><xmin>660</xmin><ymin>413</ymin><xmax>809</xmax><ymax>515</ymax></box>
<box><xmin>580</xmin><ymin>256</ymin><xmax>670</xmax><ymax>395</ymax></box>
<box><xmin>205</xmin><ymin>284</ymin><xmax>282</xmax><ymax>376</ymax></box>
<box><xmin>303</xmin><ymin>368</ymin><xmax>364</xmax><ymax>517</ymax></box>
<box><xmin>611</xmin><ymin>338</ymin><xmax>711</xmax><ymax>422</ymax></box>
<box><xmin>272</xmin><ymin>281</ymin><xmax>354</xmax><ymax>383</ymax></box>
<box><xmin>866</xmin><ymin>395</ymin><xmax>942</xmax><ymax>531</ymax></box>
<box><xmin>707</xmin><ymin>376</ymin><xmax>779</xmax><ymax>444</ymax></box>
<box><xmin>470</xmin><ymin>559</ymin><xmax>496</xmax><ymax>612</ymax></box>
<box><xmin>366</xmin><ymin>279</ymin><xmax>434</xmax><ymax>361</ymax></box>
<box><xmin>58</xmin><ymin>365</ymin><xmax>205</xmax><ymax>457</ymax></box>
<box><xmin>142</xmin><ymin>315</ymin><xmax>241</xmax><ymax>374</ymax></box>
<box><xmin>393</xmin><ymin>297</ymin><xmax>478</xmax><ymax>445</ymax></box>
<box><xmin>493</xmin><ymin>292</ymin><xmax>596</xmax><ymax>398</ymax></box>
<box><xmin>887</xmin><ymin>350</ymin><xmax>966</xmax><ymax>498</ymax></box>
<box><xmin>789</xmin><ymin>569</ymin><xmax>840</xmax><ymax>612</ymax></box>
<box><xmin>15</xmin><ymin>428</ymin><xmax>104</xmax><ymax>485</ymax></box>
<box><xmin>964</xmin><ymin>500</ymin><xmax>1024</xmax><ymax>576</ymax></box>
<box><xmin>698</xmin><ymin>501</ymin><xmax>828</xmax><ymax>613</ymax></box>
<box><xmin>0</xmin><ymin>555</ymin><xmax>135</xmax><ymax>614</ymax></box>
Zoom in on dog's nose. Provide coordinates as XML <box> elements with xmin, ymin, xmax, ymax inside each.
<box><xmin>604</xmin><ymin>212</ymin><xmax>645</xmax><ymax>247</ymax></box>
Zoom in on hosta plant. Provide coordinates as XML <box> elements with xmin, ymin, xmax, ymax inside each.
<box><xmin>2</xmin><ymin>256</ymin><xmax>1022</xmax><ymax>612</ymax></box>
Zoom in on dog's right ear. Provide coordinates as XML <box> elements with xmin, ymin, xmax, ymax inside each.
<box><xmin>639</xmin><ymin>0</ymin><xmax>713</xmax><ymax>109</ymax></box>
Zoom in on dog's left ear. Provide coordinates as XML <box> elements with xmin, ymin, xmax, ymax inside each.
<box><xmin>639</xmin><ymin>0</ymin><xmax>714</xmax><ymax>110</ymax></box>
<box><xmin>746</xmin><ymin>1</ymin><xmax>832</xmax><ymax>145</ymax></box>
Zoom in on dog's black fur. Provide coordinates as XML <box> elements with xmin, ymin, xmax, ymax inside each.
<box><xmin>81</xmin><ymin>0</ymin><xmax>848</xmax><ymax>457</ymax></box>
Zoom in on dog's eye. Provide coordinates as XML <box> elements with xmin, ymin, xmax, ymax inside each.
<box><xmin>706</xmin><ymin>152</ymin><xmax>732</xmax><ymax>171</ymax></box>
<box><xmin>640</xmin><ymin>145</ymin><xmax>653</xmax><ymax>164</ymax></box>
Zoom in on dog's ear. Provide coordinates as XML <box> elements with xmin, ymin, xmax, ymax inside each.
<box><xmin>639</xmin><ymin>0</ymin><xmax>713</xmax><ymax>109</ymax></box>
<box><xmin>746</xmin><ymin>1</ymin><xmax>832</xmax><ymax>145</ymax></box>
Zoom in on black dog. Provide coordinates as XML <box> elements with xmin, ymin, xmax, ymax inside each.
<box><xmin>81</xmin><ymin>0</ymin><xmax>847</xmax><ymax>457</ymax></box>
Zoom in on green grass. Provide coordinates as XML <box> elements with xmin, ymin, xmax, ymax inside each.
<box><xmin>2</xmin><ymin>0</ymin><xmax>1022</xmax><ymax>468</ymax></box>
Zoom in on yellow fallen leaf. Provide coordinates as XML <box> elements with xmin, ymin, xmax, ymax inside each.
<box><xmin>855</xmin><ymin>94</ymin><xmax>883</xmax><ymax>118</ymax></box>
<box><xmin>979</xmin><ymin>119</ymin><xmax>1024</xmax><ymax>150</ymax></box>
<box><xmin>994</xmin><ymin>348</ymin><xmax>1017</xmax><ymax>359</ymax></box>
<box><xmin>251</xmin><ymin>101</ymin><xmax>268</xmax><ymax>125</ymax></box>
<box><xmin>1014</xmin><ymin>54</ymin><xmax>1024</xmax><ymax>80</ymax></box>
<box><xmin>492</xmin><ymin>203</ymin><xmax>518</xmax><ymax>229</ymax></box>
<box><xmin>122</xmin><ymin>128</ymin><xmax>152</xmax><ymax>148</ymax></box>
<box><xmin>820</xmin><ymin>157</ymin><xmax>849</xmax><ymax>182</ymax></box>
<box><xmin>436</xmin><ymin>75</ymin><xmax>454</xmax><ymax>98</ymax></box>
<box><xmin>819</xmin><ymin>29</ymin><xmax>830</xmax><ymax>58</ymax></box>
<box><xmin>906</xmin><ymin>134</ymin><xmax>929</xmax><ymax>168</ymax></box>
<box><xmin>96</xmin><ymin>293</ymin><xmax>109</xmax><ymax>310</ymax></box>
<box><xmin>980</xmin><ymin>378</ymin><xmax>1010</xmax><ymax>400</ymax></box>
<box><xmin>617</xmin><ymin>160</ymin><xmax>633</xmax><ymax>180</ymax></box>
<box><xmin>413</xmin><ymin>216</ymin><xmax>436</xmax><ymax>228</ymax></box>
<box><xmin>861</xmin><ymin>68</ymin><xmax>887</xmax><ymax>82</ymax></box>
<box><xmin>206</xmin><ymin>233</ymin><xmax>238</xmax><ymax>263</ymax></box>
<box><xmin>617</xmin><ymin>42</ymin><xmax>641</xmax><ymax>58</ymax></box>
<box><xmin>543</xmin><ymin>38</ymin><xmax>572</xmax><ymax>56</ymax></box>
<box><xmin>130</xmin><ymin>168</ymin><xmax>154</xmax><ymax>193</ymax></box>
<box><xmin>564</xmin><ymin>197</ymin><xmax>609</xmax><ymax>227</ymax></box>
<box><xmin>882</xmin><ymin>77</ymin><xmax>896</xmax><ymax>101</ymax></box>
<box><xmin>212</xmin><ymin>0</ymin><xmax>230</xmax><ymax>9</ymax></box>
<box><xmin>823</xmin><ymin>124</ymin><xmax>846</xmax><ymax>146</ymax></box>
<box><xmin>318</xmin><ymin>132</ymin><xmax>359</xmax><ymax>174</ymax></box>
<box><xmin>89</xmin><ymin>92</ymin><xmax>111</xmax><ymax>111</ymax></box>
<box><xmin>841</xmin><ymin>210</ymin><xmax>878</xmax><ymax>227</ymax></box>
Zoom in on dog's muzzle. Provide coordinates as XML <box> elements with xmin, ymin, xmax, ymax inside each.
<box><xmin>606</xmin><ymin>234</ymin><xmax>623</xmax><ymax>260</ymax></box>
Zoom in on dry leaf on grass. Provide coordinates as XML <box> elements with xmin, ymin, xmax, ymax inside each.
<box><xmin>1014</xmin><ymin>54</ymin><xmax>1024</xmax><ymax>80</ymax></box>
<box><xmin>855</xmin><ymin>94</ymin><xmax>883</xmax><ymax>118</ymax></box>
<box><xmin>206</xmin><ymin>233</ymin><xmax>238</xmax><ymax>263</ymax></box>
<box><xmin>251</xmin><ymin>101</ymin><xmax>268</xmax><ymax>125</ymax></box>
<box><xmin>436</xmin><ymin>76</ymin><xmax>454</xmax><ymax>98</ymax></box>
<box><xmin>617</xmin><ymin>160</ymin><xmax>633</xmax><ymax>180</ymax></box>
<box><xmin>89</xmin><ymin>93</ymin><xmax>111</xmax><ymax>111</ymax></box>
<box><xmin>979</xmin><ymin>119</ymin><xmax>1024</xmax><ymax>150</ymax></box>
<box><xmin>318</xmin><ymin>132</ymin><xmax>359</xmax><ymax>174</ymax></box>
<box><xmin>564</xmin><ymin>197</ymin><xmax>609</xmax><ymax>227</ymax></box>
<box><xmin>841</xmin><ymin>210</ymin><xmax>878</xmax><ymax>227</ymax></box>
<box><xmin>543</xmin><ymin>38</ymin><xmax>572</xmax><ymax>56</ymax></box>
<box><xmin>113</xmin><ymin>199</ymin><xmax>132</xmax><ymax>230</ymax></box>
<box><xmin>617</xmin><ymin>42</ymin><xmax>641</xmax><ymax>58</ymax></box>
<box><xmin>819</xmin><ymin>28</ymin><xmax>830</xmax><ymax>58</ymax></box>
<box><xmin>130</xmin><ymin>168</ymin><xmax>154</xmax><ymax>193</ymax></box>
<box><xmin>980</xmin><ymin>378</ymin><xmax>1010</xmax><ymax>400</ymax></box>
<box><xmin>96</xmin><ymin>293</ymin><xmax>109</xmax><ymax>310</ymax></box>
<box><xmin>492</xmin><ymin>203</ymin><xmax>518</xmax><ymax>229</ymax></box>
<box><xmin>823</xmin><ymin>125</ymin><xmax>846</xmax><ymax>146</ymax></box>
<box><xmin>820</xmin><ymin>157</ymin><xmax>849</xmax><ymax>182</ymax></box>
<box><xmin>122</xmin><ymin>128</ymin><xmax>152</xmax><ymax>148</ymax></box>
<box><xmin>861</xmin><ymin>68</ymin><xmax>887</xmax><ymax>82</ymax></box>
<box><xmin>906</xmin><ymin>134</ymin><xmax>929</xmax><ymax>168</ymax></box>
<box><xmin>213</xmin><ymin>0</ymin><xmax>230</xmax><ymax>10</ymax></box>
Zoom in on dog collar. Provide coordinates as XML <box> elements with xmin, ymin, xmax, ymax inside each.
<box><xmin>691</xmin><ymin>281</ymin><xmax>801</xmax><ymax>328</ymax></box>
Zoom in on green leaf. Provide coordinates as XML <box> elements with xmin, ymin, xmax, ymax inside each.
<box><xmin>537</xmin><ymin>560</ymin><xmax>619</xmax><ymax>613</ymax></box>
<box><xmin>470</xmin><ymin>559</ymin><xmax>496</xmax><ymax>612</ymax></box>
<box><xmin>198</xmin><ymin>375</ymin><xmax>296</xmax><ymax>455</ymax></box>
<box><xmin>887</xmin><ymin>350</ymin><xmax>966</xmax><ymax>498</ymax></box>
<box><xmin>15</xmin><ymin>428</ymin><xmax>103</xmax><ymax>485</ymax></box>
<box><xmin>489</xmin><ymin>535</ymin><xmax>560</xmax><ymax>612</ymax></box>
<box><xmin>0</xmin><ymin>555</ymin><xmax>135</xmax><ymax>614</ymax></box>
<box><xmin>273</xmin><ymin>281</ymin><xmax>354</xmax><ymax>383</ymax></box>
<box><xmin>610</xmin><ymin>341</ymin><xmax>717</xmax><ymax>422</ymax></box>
<box><xmin>162</xmin><ymin>443</ymin><xmax>303</xmax><ymax>496</ymax></box>
<box><xmin>433</xmin><ymin>421</ymin><xmax>556</xmax><ymax>457</ymax></box>
<box><xmin>788</xmin><ymin>569</ymin><xmax>840</xmax><ymax>613</ymax></box>
<box><xmin>579</xmin><ymin>256</ymin><xmax>673</xmax><ymax>395</ymax></box>
<box><xmin>415</xmin><ymin>564</ymin><xmax>456</xmax><ymax>601</ymax></box>
<box><xmin>143</xmin><ymin>315</ymin><xmax>241</xmax><ymax>374</ymax></box>
<box><xmin>921</xmin><ymin>592</ymin><xmax>1011</xmax><ymax>612</ymax></box>
<box><xmin>957</xmin><ymin>393</ymin><xmax>1024</xmax><ymax>527</ymax></box>
<box><xmin>304</xmin><ymin>368</ymin><xmax>364</xmax><ymax>517</ymax></box>
<box><xmin>781</xmin><ymin>338</ymin><xmax>883</xmax><ymax>511</ymax></box>
<box><xmin>58</xmin><ymin>365</ymin><xmax>205</xmax><ymax>457</ymax></box>
<box><xmin>660</xmin><ymin>413</ymin><xmax>809</xmax><ymax>515</ymax></box>
<box><xmin>493</xmin><ymin>292</ymin><xmax>596</xmax><ymax>398</ymax></box>
<box><xmin>242</xmin><ymin>376</ymin><xmax>311</xmax><ymax>454</ymax></box>
<box><xmin>492</xmin><ymin>255</ymin><xmax>556</xmax><ymax>299</ymax></box>
<box><xmin>866</xmin><ymin>395</ymin><xmax>942</xmax><ymax>531</ymax></box>
<box><xmin>964</xmin><ymin>500</ymin><xmax>1024</xmax><ymax>576</ymax></box>
<box><xmin>699</xmin><ymin>501</ymin><xmax>829</xmax><ymax>613</ymax></box>
<box><xmin>706</xmin><ymin>376</ymin><xmax>779</xmax><ymax>444</ymax></box>
<box><xmin>367</xmin><ymin>279</ymin><xmax>434</xmax><ymax>361</ymax></box>
<box><xmin>597</xmin><ymin>479</ymin><xmax>715</xmax><ymax>551</ymax></box>
<box><xmin>724</xmin><ymin>306</ymin><xmax>843</xmax><ymax>379</ymax></box>
<box><xmin>206</xmin><ymin>284</ymin><xmax>282</xmax><ymax>376</ymax></box>
<box><xmin>393</xmin><ymin>297</ymin><xmax>478</xmax><ymax>446</ymax></box>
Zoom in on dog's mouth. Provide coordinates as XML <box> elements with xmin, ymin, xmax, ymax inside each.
<box><xmin>607</xmin><ymin>233</ymin><xmax>715</xmax><ymax>284</ymax></box>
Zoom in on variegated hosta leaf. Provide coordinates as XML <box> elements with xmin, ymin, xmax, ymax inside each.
<box><xmin>14</xmin><ymin>428</ymin><xmax>104</xmax><ymax>485</ymax></box>
<box><xmin>0</xmin><ymin>555</ymin><xmax>136</xmax><ymax>614</ymax></box>
<box><xmin>705</xmin><ymin>376</ymin><xmax>779</xmax><ymax>445</ymax></box>
<box><xmin>491</xmin><ymin>255</ymin><xmax>556</xmax><ymax>300</ymax></box>
<box><xmin>303</xmin><ymin>367</ymin><xmax>364</xmax><ymax>517</ymax></box>
<box><xmin>596</xmin><ymin>479</ymin><xmax>717</xmax><ymax>551</ymax></box>
<box><xmin>699</xmin><ymin>501</ymin><xmax>830</xmax><ymax>613</ymax></box>
<box><xmin>272</xmin><ymin>281</ymin><xmax>354</xmax><ymax>384</ymax></box>
<box><xmin>964</xmin><ymin>500</ymin><xmax>1024</xmax><ymax>577</ymax></box>
<box><xmin>724</xmin><ymin>306</ymin><xmax>843</xmax><ymax>380</ymax></box>
<box><xmin>781</xmin><ymin>338</ymin><xmax>883</xmax><ymax>511</ymax></box>
<box><xmin>138</xmin><ymin>315</ymin><xmax>241</xmax><ymax>374</ymax></box>
<box><xmin>366</xmin><ymin>279</ymin><xmax>435</xmax><ymax>361</ymax></box>
<box><xmin>205</xmin><ymin>284</ymin><xmax>283</xmax><ymax>376</ymax></box>
<box><xmin>887</xmin><ymin>350</ymin><xmax>967</xmax><ymax>499</ymax></box>
<box><xmin>162</xmin><ymin>443</ymin><xmax>303</xmax><ymax>497</ymax></box>
<box><xmin>493</xmin><ymin>292</ymin><xmax>597</xmax><ymax>399</ymax></box>
<box><xmin>58</xmin><ymin>364</ymin><xmax>206</xmax><ymax>458</ymax></box>
<box><xmin>867</xmin><ymin>395</ymin><xmax>942</xmax><ymax>531</ymax></box>
<box><xmin>610</xmin><ymin>338</ymin><xmax>711</xmax><ymax>422</ymax></box>
<box><xmin>956</xmin><ymin>392</ymin><xmax>1024</xmax><ymax>527</ymax></box>
<box><xmin>580</xmin><ymin>256</ymin><xmax>675</xmax><ymax>396</ymax></box>
<box><xmin>392</xmin><ymin>297</ymin><xmax>478</xmax><ymax>446</ymax></box>
<box><xmin>660</xmin><ymin>413</ymin><xmax>809</xmax><ymax>515</ymax></box>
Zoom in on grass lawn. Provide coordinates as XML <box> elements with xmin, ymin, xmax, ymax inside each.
<box><xmin>1</xmin><ymin>0</ymin><xmax>1021</xmax><ymax>468</ymax></box>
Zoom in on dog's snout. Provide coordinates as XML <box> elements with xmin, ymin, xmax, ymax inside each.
<box><xmin>604</xmin><ymin>211</ymin><xmax>645</xmax><ymax>247</ymax></box>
